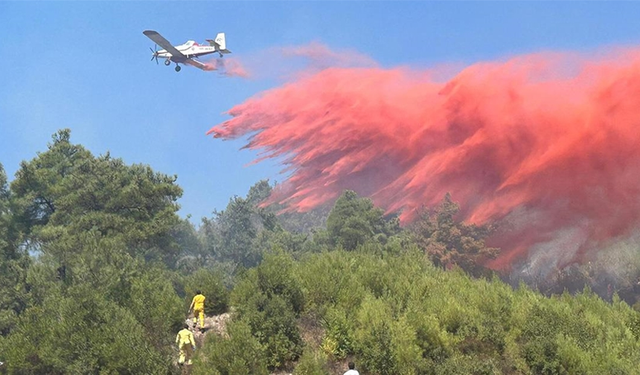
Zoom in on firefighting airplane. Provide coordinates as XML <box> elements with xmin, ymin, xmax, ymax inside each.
<box><xmin>143</xmin><ymin>30</ymin><xmax>231</xmax><ymax>72</ymax></box>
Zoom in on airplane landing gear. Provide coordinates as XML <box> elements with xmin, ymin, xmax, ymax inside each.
<box><xmin>175</xmin><ymin>65</ymin><xmax>181</xmax><ymax>72</ymax></box>
<box><xmin>164</xmin><ymin>59</ymin><xmax>171</xmax><ymax>66</ymax></box>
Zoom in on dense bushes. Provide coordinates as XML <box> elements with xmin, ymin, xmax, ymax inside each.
<box><xmin>293</xmin><ymin>347</ymin><xmax>330</xmax><ymax>375</ymax></box>
<box><xmin>192</xmin><ymin>320</ymin><xmax>269</xmax><ymax>375</ymax></box>
<box><xmin>0</xmin><ymin>284</ymin><xmax>172</xmax><ymax>374</ymax></box>
<box><xmin>307</xmin><ymin>250</ymin><xmax>640</xmax><ymax>374</ymax></box>
<box><xmin>182</xmin><ymin>268</ymin><xmax>230</xmax><ymax>315</ymax></box>
<box><xmin>204</xmin><ymin>248</ymin><xmax>640</xmax><ymax>374</ymax></box>
<box><xmin>230</xmin><ymin>251</ymin><xmax>304</xmax><ymax>368</ymax></box>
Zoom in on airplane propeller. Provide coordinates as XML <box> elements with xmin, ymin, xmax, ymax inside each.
<box><xmin>149</xmin><ymin>45</ymin><xmax>159</xmax><ymax>64</ymax></box>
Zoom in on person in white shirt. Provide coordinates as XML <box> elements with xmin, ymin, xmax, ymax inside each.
<box><xmin>343</xmin><ymin>361</ymin><xmax>359</xmax><ymax>375</ymax></box>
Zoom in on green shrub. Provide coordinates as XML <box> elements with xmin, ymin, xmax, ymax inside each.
<box><xmin>294</xmin><ymin>347</ymin><xmax>330</xmax><ymax>375</ymax></box>
<box><xmin>192</xmin><ymin>320</ymin><xmax>268</xmax><ymax>375</ymax></box>
<box><xmin>435</xmin><ymin>354</ymin><xmax>501</xmax><ymax>375</ymax></box>
<box><xmin>128</xmin><ymin>267</ymin><xmax>184</xmax><ymax>349</ymax></box>
<box><xmin>320</xmin><ymin>307</ymin><xmax>354</xmax><ymax>359</ymax></box>
<box><xmin>183</xmin><ymin>268</ymin><xmax>230</xmax><ymax>315</ymax></box>
<box><xmin>259</xmin><ymin>295</ymin><xmax>304</xmax><ymax>368</ymax></box>
<box><xmin>0</xmin><ymin>285</ymin><xmax>170</xmax><ymax>374</ymax></box>
<box><xmin>353</xmin><ymin>296</ymin><xmax>397</xmax><ymax>375</ymax></box>
<box><xmin>231</xmin><ymin>251</ymin><xmax>304</xmax><ymax>369</ymax></box>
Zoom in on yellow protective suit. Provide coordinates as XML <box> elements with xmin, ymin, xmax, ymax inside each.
<box><xmin>191</xmin><ymin>293</ymin><xmax>206</xmax><ymax>329</ymax></box>
<box><xmin>176</xmin><ymin>328</ymin><xmax>196</xmax><ymax>365</ymax></box>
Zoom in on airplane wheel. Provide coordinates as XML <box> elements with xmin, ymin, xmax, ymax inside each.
<box><xmin>175</xmin><ymin>65</ymin><xmax>181</xmax><ymax>72</ymax></box>
<box><xmin>164</xmin><ymin>60</ymin><xmax>171</xmax><ymax>66</ymax></box>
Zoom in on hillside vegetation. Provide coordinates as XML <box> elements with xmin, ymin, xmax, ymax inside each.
<box><xmin>194</xmin><ymin>249</ymin><xmax>640</xmax><ymax>374</ymax></box>
<box><xmin>1</xmin><ymin>130</ymin><xmax>640</xmax><ymax>374</ymax></box>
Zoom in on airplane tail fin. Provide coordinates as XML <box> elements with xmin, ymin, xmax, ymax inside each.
<box><xmin>214</xmin><ymin>33</ymin><xmax>226</xmax><ymax>50</ymax></box>
<box><xmin>206</xmin><ymin>33</ymin><xmax>231</xmax><ymax>55</ymax></box>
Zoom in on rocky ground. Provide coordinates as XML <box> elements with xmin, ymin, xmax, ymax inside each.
<box><xmin>186</xmin><ymin>312</ymin><xmax>231</xmax><ymax>347</ymax></box>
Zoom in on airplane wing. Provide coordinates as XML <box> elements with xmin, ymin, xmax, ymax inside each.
<box><xmin>183</xmin><ymin>58</ymin><xmax>212</xmax><ymax>71</ymax></box>
<box><xmin>143</xmin><ymin>30</ymin><xmax>187</xmax><ymax>62</ymax></box>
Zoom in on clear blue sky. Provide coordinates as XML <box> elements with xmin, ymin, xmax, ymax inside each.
<box><xmin>2</xmin><ymin>1</ymin><xmax>640</xmax><ymax>223</ymax></box>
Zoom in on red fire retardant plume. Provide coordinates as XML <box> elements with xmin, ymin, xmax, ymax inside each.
<box><xmin>208</xmin><ymin>48</ymin><xmax>640</xmax><ymax>270</ymax></box>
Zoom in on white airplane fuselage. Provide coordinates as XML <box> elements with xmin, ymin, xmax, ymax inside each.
<box><xmin>144</xmin><ymin>30</ymin><xmax>230</xmax><ymax>72</ymax></box>
<box><xmin>156</xmin><ymin>41</ymin><xmax>216</xmax><ymax>61</ymax></box>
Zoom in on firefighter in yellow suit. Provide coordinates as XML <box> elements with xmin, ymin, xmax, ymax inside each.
<box><xmin>176</xmin><ymin>323</ymin><xmax>196</xmax><ymax>365</ymax></box>
<box><xmin>189</xmin><ymin>290</ymin><xmax>206</xmax><ymax>330</ymax></box>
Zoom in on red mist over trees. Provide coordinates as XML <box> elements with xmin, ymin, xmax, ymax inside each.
<box><xmin>209</xmin><ymin>47</ymin><xmax>640</xmax><ymax>270</ymax></box>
